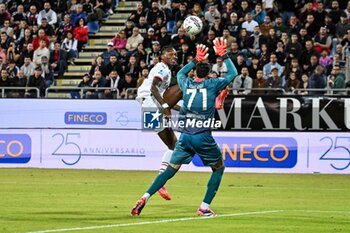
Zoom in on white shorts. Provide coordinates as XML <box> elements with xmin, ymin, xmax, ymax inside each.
<box><xmin>141</xmin><ymin>96</ymin><xmax>160</xmax><ymax>108</ymax></box>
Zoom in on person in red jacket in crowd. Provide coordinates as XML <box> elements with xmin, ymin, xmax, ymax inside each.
<box><xmin>73</xmin><ymin>18</ymin><xmax>88</xmax><ymax>52</ymax></box>
<box><xmin>32</xmin><ymin>29</ymin><xmax>49</xmax><ymax>51</ymax></box>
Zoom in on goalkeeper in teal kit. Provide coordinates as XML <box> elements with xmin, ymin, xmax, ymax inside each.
<box><xmin>131</xmin><ymin>38</ymin><xmax>238</xmax><ymax>217</ymax></box>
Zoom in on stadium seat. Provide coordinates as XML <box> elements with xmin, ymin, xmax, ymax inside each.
<box><xmin>167</xmin><ymin>20</ymin><xmax>176</xmax><ymax>33</ymax></box>
<box><xmin>88</xmin><ymin>21</ymin><xmax>100</xmax><ymax>35</ymax></box>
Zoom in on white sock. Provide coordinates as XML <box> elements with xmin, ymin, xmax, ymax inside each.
<box><xmin>159</xmin><ymin>150</ymin><xmax>173</xmax><ymax>174</ymax></box>
<box><xmin>142</xmin><ymin>193</ymin><xmax>151</xmax><ymax>202</ymax></box>
<box><xmin>200</xmin><ymin>202</ymin><xmax>210</xmax><ymax>210</ymax></box>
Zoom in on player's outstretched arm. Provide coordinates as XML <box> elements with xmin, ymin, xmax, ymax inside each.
<box><xmin>213</xmin><ymin>37</ymin><xmax>238</xmax><ymax>90</ymax></box>
<box><xmin>177</xmin><ymin>44</ymin><xmax>209</xmax><ymax>90</ymax></box>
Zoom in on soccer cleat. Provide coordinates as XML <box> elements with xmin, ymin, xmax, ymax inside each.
<box><xmin>197</xmin><ymin>208</ymin><xmax>216</xmax><ymax>217</ymax></box>
<box><xmin>215</xmin><ymin>87</ymin><xmax>229</xmax><ymax>110</ymax></box>
<box><xmin>131</xmin><ymin>197</ymin><xmax>146</xmax><ymax>216</ymax></box>
<box><xmin>158</xmin><ymin>186</ymin><xmax>171</xmax><ymax>200</ymax></box>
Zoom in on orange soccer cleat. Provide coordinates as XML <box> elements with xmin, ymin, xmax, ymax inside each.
<box><xmin>158</xmin><ymin>186</ymin><xmax>171</xmax><ymax>200</ymax></box>
<box><xmin>197</xmin><ymin>208</ymin><xmax>216</xmax><ymax>217</ymax></box>
<box><xmin>131</xmin><ymin>197</ymin><xmax>146</xmax><ymax>216</ymax></box>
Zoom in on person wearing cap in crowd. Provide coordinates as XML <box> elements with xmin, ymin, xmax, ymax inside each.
<box><xmin>101</xmin><ymin>41</ymin><xmax>119</xmax><ymax>65</ymax></box>
<box><xmin>146</xmin><ymin>40</ymin><xmax>161</xmax><ymax>65</ymax></box>
<box><xmin>26</xmin><ymin>66</ymin><xmax>46</xmax><ymax>97</ymax></box>
<box><xmin>142</xmin><ymin>27</ymin><xmax>156</xmax><ymax>50</ymax></box>
<box><xmin>266</xmin><ymin>66</ymin><xmax>283</xmax><ymax>95</ymax></box>
<box><xmin>126</xmin><ymin>27</ymin><xmax>144</xmax><ymax>53</ymax></box>
<box><xmin>226</xmin><ymin>12</ymin><xmax>240</xmax><ymax>38</ymax></box>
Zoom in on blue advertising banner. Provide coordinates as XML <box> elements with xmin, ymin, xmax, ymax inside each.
<box><xmin>0</xmin><ymin>134</ymin><xmax>31</xmax><ymax>163</ymax></box>
<box><xmin>193</xmin><ymin>137</ymin><xmax>298</xmax><ymax>168</ymax></box>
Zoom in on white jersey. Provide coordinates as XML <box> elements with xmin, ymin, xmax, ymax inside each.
<box><xmin>136</xmin><ymin>62</ymin><xmax>172</xmax><ymax>104</ymax></box>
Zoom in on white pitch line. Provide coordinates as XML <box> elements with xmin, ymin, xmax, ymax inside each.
<box><xmin>24</xmin><ymin>210</ymin><xmax>283</xmax><ymax>233</ymax></box>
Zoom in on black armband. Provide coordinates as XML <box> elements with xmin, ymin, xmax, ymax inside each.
<box><xmin>192</xmin><ymin>58</ymin><xmax>199</xmax><ymax>64</ymax></box>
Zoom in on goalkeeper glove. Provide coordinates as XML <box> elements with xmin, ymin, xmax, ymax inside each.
<box><xmin>195</xmin><ymin>44</ymin><xmax>209</xmax><ymax>62</ymax></box>
<box><xmin>213</xmin><ymin>37</ymin><xmax>228</xmax><ymax>57</ymax></box>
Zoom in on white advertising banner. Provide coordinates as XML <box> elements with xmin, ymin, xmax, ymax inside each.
<box><xmin>0</xmin><ymin>99</ymin><xmax>142</xmax><ymax>129</ymax></box>
<box><xmin>1</xmin><ymin>129</ymin><xmax>349</xmax><ymax>174</ymax></box>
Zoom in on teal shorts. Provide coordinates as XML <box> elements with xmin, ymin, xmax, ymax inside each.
<box><xmin>171</xmin><ymin>132</ymin><xmax>222</xmax><ymax>166</ymax></box>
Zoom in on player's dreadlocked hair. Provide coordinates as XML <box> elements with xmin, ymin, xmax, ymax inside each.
<box><xmin>196</xmin><ymin>62</ymin><xmax>211</xmax><ymax>78</ymax></box>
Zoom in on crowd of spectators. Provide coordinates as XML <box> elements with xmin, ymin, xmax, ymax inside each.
<box><xmin>1</xmin><ymin>0</ymin><xmax>350</xmax><ymax>98</ymax></box>
<box><xmin>0</xmin><ymin>0</ymin><xmax>116</xmax><ymax>97</ymax></box>
<box><xmin>82</xmin><ymin>0</ymin><xmax>350</xmax><ymax>99</ymax></box>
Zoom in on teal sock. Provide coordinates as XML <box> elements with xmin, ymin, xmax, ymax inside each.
<box><xmin>146</xmin><ymin>166</ymin><xmax>178</xmax><ymax>196</ymax></box>
<box><xmin>203</xmin><ymin>166</ymin><xmax>225</xmax><ymax>205</ymax></box>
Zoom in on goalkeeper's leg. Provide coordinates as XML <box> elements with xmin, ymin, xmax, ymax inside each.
<box><xmin>198</xmin><ymin>160</ymin><xmax>225</xmax><ymax>217</ymax></box>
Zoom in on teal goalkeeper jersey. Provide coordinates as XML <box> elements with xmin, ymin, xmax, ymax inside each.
<box><xmin>176</xmin><ymin>59</ymin><xmax>238</xmax><ymax>134</ymax></box>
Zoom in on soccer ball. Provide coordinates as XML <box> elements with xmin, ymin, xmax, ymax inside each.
<box><xmin>183</xmin><ymin>16</ymin><xmax>203</xmax><ymax>35</ymax></box>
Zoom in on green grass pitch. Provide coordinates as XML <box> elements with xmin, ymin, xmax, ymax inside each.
<box><xmin>1</xmin><ymin>168</ymin><xmax>350</xmax><ymax>233</ymax></box>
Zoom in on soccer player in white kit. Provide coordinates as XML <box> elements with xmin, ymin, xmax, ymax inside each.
<box><xmin>136</xmin><ymin>46</ymin><xmax>180</xmax><ymax>201</ymax></box>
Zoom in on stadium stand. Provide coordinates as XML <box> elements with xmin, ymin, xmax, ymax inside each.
<box><xmin>0</xmin><ymin>0</ymin><xmax>350</xmax><ymax>99</ymax></box>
